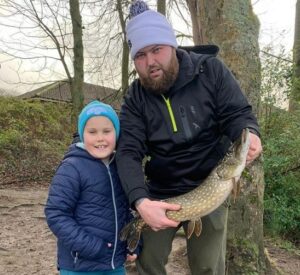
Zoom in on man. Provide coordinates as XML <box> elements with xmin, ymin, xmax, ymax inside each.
<box><xmin>116</xmin><ymin>1</ymin><xmax>262</xmax><ymax>274</ymax></box>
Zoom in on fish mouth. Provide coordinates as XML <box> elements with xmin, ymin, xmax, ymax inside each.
<box><xmin>235</xmin><ymin>128</ymin><xmax>250</xmax><ymax>157</ymax></box>
<box><xmin>242</xmin><ymin>128</ymin><xmax>249</xmax><ymax>143</ymax></box>
<box><xmin>241</xmin><ymin>128</ymin><xmax>250</xmax><ymax>154</ymax></box>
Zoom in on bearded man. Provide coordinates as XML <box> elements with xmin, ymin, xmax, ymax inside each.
<box><xmin>116</xmin><ymin>1</ymin><xmax>262</xmax><ymax>274</ymax></box>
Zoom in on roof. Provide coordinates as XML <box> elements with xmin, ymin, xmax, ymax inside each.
<box><xmin>18</xmin><ymin>80</ymin><xmax>121</xmax><ymax>109</ymax></box>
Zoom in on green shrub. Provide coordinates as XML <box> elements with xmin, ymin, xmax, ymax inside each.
<box><xmin>259</xmin><ymin>47</ymin><xmax>300</xmax><ymax>245</ymax></box>
<box><xmin>0</xmin><ymin>97</ymin><xmax>73</xmax><ymax>185</ymax></box>
<box><xmin>261</xmin><ymin>110</ymin><xmax>300</xmax><ymax>244</ymax></box>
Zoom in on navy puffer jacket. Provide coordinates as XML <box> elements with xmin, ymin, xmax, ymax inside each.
<box><xmin>45</xmin><ymin>144</ymin><xmax>131</xmax><ymax>272</ymax></box>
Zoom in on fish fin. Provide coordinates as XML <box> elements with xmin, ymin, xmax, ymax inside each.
<box><xmin>120</xmin><ymin>216</ymin><xmax>142</xmax><ymax>239</ymax></box>
<box><xmin>119</xmin><ymin>219</ymin><xmax>135</xmax><ymax>241</ymax></box>
<box><xmin>120</xmin><ymin>217</ymin><xmax>144</xmax><ymax>252</ymax></box>
<box><xmin>194</xmin><ymin>219</ymin><xmax>202</xmax><ymax>237</ymax></box>
<box><xmin>187</xmin><ymin>220</ymin><xmax>196</xmax><ymax>239</ymax></box>
<box><xmin>231</xmin><ymin>177</ymin><xmax>237</xmax><ymax>203</ymax></box>
<box><xmin>127</xmin><ymin>229</ymin><xmax>142</xmax><ymax>253</ymax></box>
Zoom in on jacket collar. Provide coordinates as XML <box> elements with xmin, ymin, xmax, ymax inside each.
<box><xmin>167</xmin><ymin>48</ymin><xmax>212</xmax><ymax>94</ymax></box>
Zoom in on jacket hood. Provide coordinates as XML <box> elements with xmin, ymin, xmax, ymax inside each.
<box><xmin>178</xmin><ymin>44</ymin><xmax>219</xmax><ymax>56</ymax></box>
<box><xmin>171</xmin><ymin>45</ymin><xmax>219</xmax><ymax>93</ymax></box>
<box><xmin>131</xmin><ymin>44</ymin><xmax>219</xmax><ymax>96</ymax></box>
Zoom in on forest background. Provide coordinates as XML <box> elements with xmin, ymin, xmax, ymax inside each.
<box><xmin>0</xmin><ymin>0</ymin><xmax>299</xmax><ymax>274</ymax></box>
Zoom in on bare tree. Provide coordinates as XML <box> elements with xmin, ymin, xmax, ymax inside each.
<box><xmin>0</xmin><ymin>0</ymin><xmax>85</xmax><ymax>126</ymax></box>
<box><xmin>186</xmin><ymin>0</ymin><xmax>207</xmax><ymax>44</ymax></box>
<box><xmin>157</xmin><ymin>0</ymin><xmax>166</xmax><ymax>14</ymax></box>
<box><xmin>0</xmin><ymin>1</ymin><xmax>129</xmax><ymax>100</ymax></box>
<box><xmin>122</xmin><ymin>0</ymin><xmax>265</xmax><ymax>272</ymax></box>
<box><xmin>0</xmin><ymin>0</ymin><xmax>132</xmax><ymax>122</ymax></box>
<box><xmin>0</xmin><ymin>0</ymin><xmax>73</xmax><ymax>87</ymax></box>
<box><xmin>186</xmin><ymin>0</ymin><xmax>265</xmax><ymax>273</ymax></box>
<box><xmin>116</xmin><ymin>0</ymin><xmax>130</xmax><ymax>96</ymax></box>
<box><xmin>69</xmin><ymin>0</ymin><xmax>84</xmax><ymax>124</ymax></box>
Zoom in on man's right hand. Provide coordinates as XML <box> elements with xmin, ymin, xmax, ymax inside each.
<box><xmin>135</xmin><ymin>198</ymin><xmax>181</xmax><ymax>231</ymax></box>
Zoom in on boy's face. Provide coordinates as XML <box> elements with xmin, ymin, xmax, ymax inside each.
<box><xmin>83</xmin><ymin>116</ymin><xmax>116</xmax><ymax>161</ymax></box>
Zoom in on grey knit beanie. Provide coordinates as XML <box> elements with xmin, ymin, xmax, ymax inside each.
<box><xmin>126</xmin><ymin>0</ymin><xmax>178</xmax><ymax>59</ymax></box>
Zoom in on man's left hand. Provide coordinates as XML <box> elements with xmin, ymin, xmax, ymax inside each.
<box><xmin>246</xmin><ymin>132</ymin><xmax>262</xmax><ymax>165</ymax></box>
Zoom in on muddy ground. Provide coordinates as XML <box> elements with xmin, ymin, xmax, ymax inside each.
<box><xmin>0</xmin><ymin>185</ymin><xmax>299</xmax><ymax>275</ymax></box>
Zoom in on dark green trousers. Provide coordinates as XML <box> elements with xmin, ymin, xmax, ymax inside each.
<box><xmin>136</xmin><ymin>204</ymin><xmax>228</xmax><ymax>275</ymax></box>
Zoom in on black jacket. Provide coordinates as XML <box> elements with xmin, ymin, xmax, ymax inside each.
<box><xmin>116</xmin><ymin>47</ymin><xmax>259</xmax><ymax>205</ymax></box>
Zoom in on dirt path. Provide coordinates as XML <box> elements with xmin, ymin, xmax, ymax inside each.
<box><xmin>0</xmin><ymin>187</ymin><xmax>57</xmax><ymax>275</ymax></box>
<box><xmin>0</xmin><ymin>187</ymin><xmax>299</xmax><ymax>275</ymax></box>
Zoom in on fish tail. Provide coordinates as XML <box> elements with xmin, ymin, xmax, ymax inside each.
<box><xmin>127</xmin><ymin>229</ymin><xmax>142</xmax><ymax>252</ymax></box>
<box><xmin>119</xmin><ymin>220</ymin><xmax>134</xmax><ymax>241</ymax></box>
<box><xmin>120</xmin><ymin>217</ymin><xmax>143</xmax><ymax>252</ymax></box>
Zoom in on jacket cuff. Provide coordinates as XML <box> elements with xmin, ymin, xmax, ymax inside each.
<box><xmin>246</xmin><ymin>124</ymin><xmax>260</xmax><ymax>138</ymax></box>
<box><xmin>128</xmin><ymin>188</ymin><xmax>149</xmax><ymax>209</ymax></box>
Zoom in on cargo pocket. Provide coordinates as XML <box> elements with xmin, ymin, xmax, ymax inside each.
<box><xmin>208</xmin><ymin>203</ymin><xmax>228</xmax><ymax>231</ymax></box>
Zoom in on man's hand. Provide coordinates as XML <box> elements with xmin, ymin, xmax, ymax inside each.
<box><xmin>246</xmin><ymin>132</ymin><xmax>262</xmax><ymax>165</ymax></box>
<box><xmin>136</xmin><ymin>198</ymin><xmax>181</xmax><ymax>231</ymax></box>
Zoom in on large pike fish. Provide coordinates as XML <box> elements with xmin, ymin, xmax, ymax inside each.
<box><xmin>120</xmin><ymin>128</ymin><xmax>250</xmax><ymax>252</ymax></box>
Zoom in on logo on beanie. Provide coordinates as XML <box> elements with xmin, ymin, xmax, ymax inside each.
<box><xmin>128</xmin><ymin>39</ymin><xmax>132</xmax><ymax>49</ymax></box>
<box><xmin>86</xmin><ymin>106</ymin><xmax>107</xmax><ymax>116</ymax></box>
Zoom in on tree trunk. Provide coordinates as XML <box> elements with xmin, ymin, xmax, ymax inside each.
<box><xmin>188</xmin><ymin>0</ymin><xmax>266</xmax><ymax>273</ymax></box>
<box><xmin>289</xmin><ymin>0</ymin><xmax>300</xmax><ymax>111</ymax></box>
<box><xmin>69</xmin><ymin>0</ymin><xmax>84</xmax><ymax>129</ymax></box>
<box><xmin>117</xmin><ymin>0</ymin><xmax>129</xmax><ymax>96</ymax></box>
<box><xmin>157</xmin><ymin>0</ymin><xmax>166</xmax><ymax>15</ymax></box>
<box><xmin>186</xmin><ymin>0</ymin><xmax>207</xmax><ymax>44</ymax></box>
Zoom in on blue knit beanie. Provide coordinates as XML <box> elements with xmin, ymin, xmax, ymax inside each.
<box><xmin>126</xmin><ymin>0</ymin><xmax>178</xmax><ymax>59</ymax></box>
<box><xmin>78</xmin><ymin>100</ymin><xmax>120</xmax><ymax>142</ymax></box>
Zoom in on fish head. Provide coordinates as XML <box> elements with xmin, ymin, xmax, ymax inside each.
<box><xmin>216</xmin><ymin>128</ymin><xmax>250</xmax><ymax>180</ymax></box>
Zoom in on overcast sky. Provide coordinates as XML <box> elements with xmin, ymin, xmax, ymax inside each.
<box><xmin>0</xmin><ymin>0</ymin><xmax>297</xmax><ymax>94</ymax></box>
<box><xmin>252</xmin><ymin>0</ymin><xmax>296</xmax><ymax>50</ymax></box>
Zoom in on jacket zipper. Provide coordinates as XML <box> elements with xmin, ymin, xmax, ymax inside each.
<box><xmin>179</xmin><ymin>105</ymin><xmax>193</xmax><ymax>141</ymax></box>
<box><xmin>161</xmin><ymin>95</ymin><xmax>178</xmax><ymax>133</ymax></box>
<box><xmin>105</xmin><ymin>162</ymin><xmax>117</xmax><ymax>270</ymax></box>
<box><xmin>72</xmin><ymin>251</ymin><xmax>78</xmax><ymax>267</ymax></box>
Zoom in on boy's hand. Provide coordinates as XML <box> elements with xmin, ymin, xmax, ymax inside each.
<box><xmin>126</xmin><ymin>253</ymin><xmax>137</xmax><ymax>262</ymax></box>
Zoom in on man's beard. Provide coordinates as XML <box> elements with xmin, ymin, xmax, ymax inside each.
<box><xmin>139</xmin><ymin>52</ymin><xmax>179</xmax><ymax>95</ymax></box>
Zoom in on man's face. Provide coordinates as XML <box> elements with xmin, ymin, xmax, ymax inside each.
<box><xmin>134</xmin><ymin>45</ymin><xmax>179</xmax><ymax>94</ymax></box>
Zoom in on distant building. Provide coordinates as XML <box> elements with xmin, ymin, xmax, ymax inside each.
<box><xmin>18</xmin><ymin>80</ymin><xmax>121</xmax><ymax>110</ymax></box>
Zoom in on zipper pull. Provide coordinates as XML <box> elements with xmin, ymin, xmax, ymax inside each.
<box><xmin>179</xmin><ymin>106</ymin><xmax>186</xmax><ymax>117</ymax></box>
<box><xmin>74</xmin><ymin>252</ymin><xmax>78</xmax><ymax>264</ymax></box>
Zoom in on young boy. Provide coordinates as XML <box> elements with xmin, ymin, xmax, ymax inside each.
<box><xmin>45</xmin><ymin>100</ymin><xmax>137</xmax><ymax>275</ymax></box>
